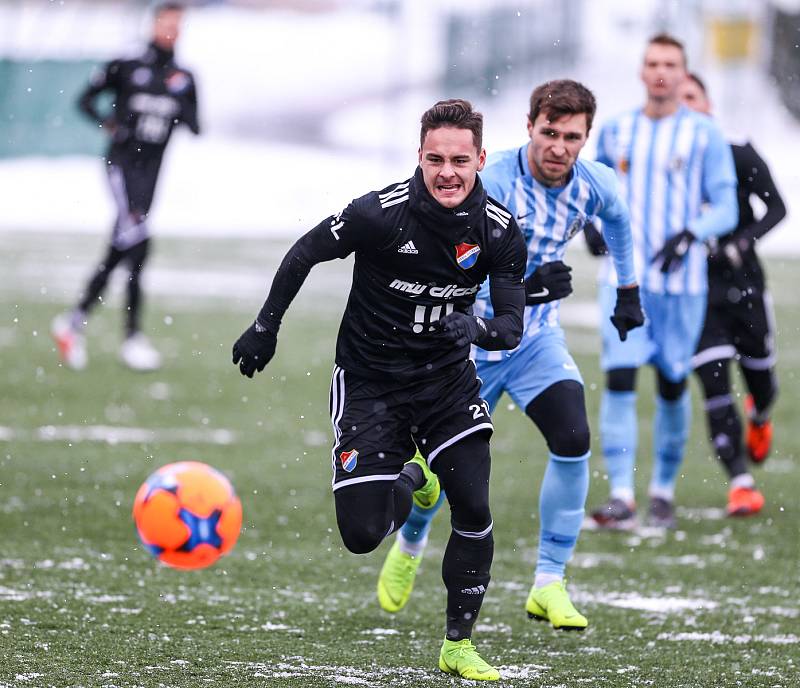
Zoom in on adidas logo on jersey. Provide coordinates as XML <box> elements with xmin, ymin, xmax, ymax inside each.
<box><xmin>398</xmin><ymin>241</ymin><xmax>419</xmax><ymax>254</ymax></box>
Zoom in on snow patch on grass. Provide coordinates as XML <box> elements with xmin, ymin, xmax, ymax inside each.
<box><xmin>658</xmin><ymin>631</ymin><xmax>799</xmax><ymax>645</ymax></box>
<box><xmin>0</xmin><ymin>424</ymin><xmax>236</xmax><ymax>445</ymax></box>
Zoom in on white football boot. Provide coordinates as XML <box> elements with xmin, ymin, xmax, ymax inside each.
<box><xmin>120</xmin><ymin>333</ymin><xmax>162</xmax><ymax>371</ymax></box>
<box><xmin>51</xmin><ymin>313</ymin><xmax>88</xmax><ymax>370</ymax></box>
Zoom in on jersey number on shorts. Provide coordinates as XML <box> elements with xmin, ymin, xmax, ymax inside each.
<box><xmin>469</xmin><ymin>400</ymin><xmax>490</xmax><ymax>419</ymax></box>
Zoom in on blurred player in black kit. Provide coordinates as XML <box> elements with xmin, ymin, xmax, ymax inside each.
<box><xmin>233</xmin><ymin>100</ymin><xmax>526</xmax><ymax>681</ymax></box>
<box><xmin>679</xmin><ymin>73</ymin><xmax>785</xmax><ymax>516</ymax></box>
<box><xmin>52</xmin><ymin>2</ymin><xmax>199</xmax><ymax>371</ymax></box>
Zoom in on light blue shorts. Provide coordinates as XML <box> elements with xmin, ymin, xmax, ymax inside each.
<box><xmin>599</xmin><ymin>285</ymin><xmax>707</xmax><ymax>382</ymax></box>
<box><xmin>475</xmin><ymin>327</ymin><xmax>583</xmax><ymax>413</ymax></box>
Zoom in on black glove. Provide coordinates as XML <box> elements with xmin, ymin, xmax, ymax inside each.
<box><xmin>610</xmin><ymin>286</ymin><xmax>644</xmax><ymax>342</ymax></box>
<box><xmin>583</xmin><ymin>221</ymin><xmax>608</xmax><ymax>256</ymax></box>
<box><xmin>652</xmin><ymin>229</ymin><xmax>695</xmax><ymax>273</ymax></box>
<box><xmin>438</xmin><ymin>312</ymin><xmax>487</xmax><ymax>348</ymax></box>
<box><xmin>524</xmin><ymin>261</ymin><xmax>572</xmax><ymax>305</ymax></box>
<box><xmin>232</xmin><ymin>320</ymin><xmax>277</xmax><ymax>378</ymax></box>
<box><xmin>709</xmin><ymin>235</ymin><xmax>748</xmax><ymax>270</ymax></box>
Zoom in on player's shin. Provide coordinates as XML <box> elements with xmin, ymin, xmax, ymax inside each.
<box><xmin>600</xmin><ymin>390</ymin><xmax>638</xmax><ymax>503</ymax></box>
<box><xmin>705</xmin><ymin>396</ymin><xmax>748</xmax><ymax>478</ymax></box>
<box><xmin>442</xmin><ymin>528</ymin><xmax>493</xmax><ymax>641</ymax></box>
<box><xmin>536</xmin><ymin>452</ymin><xmax>589</xmax><ymax>584</ymax></box>
<box><xmin>527</xmin><ymin>453</ymin><xmax>589</xmax><ymax>630</ymax></box>
<box><xmin>650</xmin><ymin>391</ymin><xmax>691</xmax><ymax>499</ymax></box>
<box><xmin>399</xmin><ymin>490</ymin><xmax>445</xmax><ymax>556</ymax></box>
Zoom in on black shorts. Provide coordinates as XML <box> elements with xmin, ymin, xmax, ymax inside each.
<box><xmin>106</xmin><ymin>158</ymin><xmax>162</xmax><ymax>250</ymax></box>
<box><xmin>693</xmin><ymin>291</ymin><xmax>776</xmax><ymax>370</ymax></box>
<box><xmin>328</xmin><ymin>361</ymin><xmax>493</xmax><ymax>492</ymax></box>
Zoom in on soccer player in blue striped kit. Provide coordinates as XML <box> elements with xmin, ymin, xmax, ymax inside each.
<box><xmin>376</xmin><ymin>80</ymin><xmax>643</xmax><ymax>628</ymax></box>
<box><xmin>588</xmin><ymin>34</ymin><xmax>738</xmax><ymax>530</ymax></box>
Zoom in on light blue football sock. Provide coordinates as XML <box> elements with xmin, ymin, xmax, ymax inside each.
<box><xmin>398</xmin><ymin>489</ymin><xmax>445</xmax><ymax>545</ymax></box>
<box><xmin>650</xmin><ymin>391</ymin><xmax>691</xmax><ymax>500</ymax></box>
<box><xmin>536</xmin><ymin>452</ymin><xmax>590</xmax><ymax>578</ymax></box>
<box><xmin>600</xmin><ymin>390</ymin><xmax>638</xmax><ymax>501</ymax></box>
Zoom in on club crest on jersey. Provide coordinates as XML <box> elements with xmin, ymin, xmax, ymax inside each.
<box><xmin>455</xmin><ymin>243</ymin><xmax>481</xmax><ymax>269</ymax></box>
<box><xmin>566</xmin><ymin>215</ymin><xmax>586</xmax><ymax>240</ymax></box>
<box><xmin>618</xmin><ymin>158</ymin><xmax>629</xmax><ymax>174</ymax></box>
<box><xmin>166</xmin><ymin>70</ymin><xmax>190</xmax><ymax>94</ymax></box>
<box><xmin>340</xmin><ymin>449</ymin><xmax>359</xmax><ymax>473</ymax></box>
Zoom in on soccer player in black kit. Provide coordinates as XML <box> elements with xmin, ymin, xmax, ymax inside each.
<box><xmin>51</xmin><ymin>2</ymin><xmax>199</xmax><ymax>371</ymax></box>
<box><xmin>233</xmin><ymin>100</ymin><xmax>526</xmax><ymax>681</ymax></box>
<box><xmin>678</xmin><ymin>74</ymin><xmax>785</xmax><ymax>516</ymax></box>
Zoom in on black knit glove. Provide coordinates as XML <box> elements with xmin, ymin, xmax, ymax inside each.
<box><xmin>438</xmin><ymin>312</ymin><xmax>487</xmax><ymax>348</ymax></box>
<box><xmin>610</xmin><ymin>286</ymin><xmax>644</xmax><ymax>342</ymax></box>
<box><xmin>652</xmin><ymin>229</ymin><xmax>695</xmax><ymax>273</ymax></box>
<box><xmin>524</xmin><ymin>261</ymin><xmax>572</xmax><ymax>305</ymax></box>
<box><xmin>232</xmin><ymin>320</ymin><xmax>277</xmax><ymax>378</ymax></box>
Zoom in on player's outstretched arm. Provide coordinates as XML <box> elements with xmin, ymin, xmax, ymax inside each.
<box><xmin>232</xmin><ymin>216</ymin><xmax>351</xmax><ymax>378</ymax></box>
<box><xmin>233</xmin><ymin>199</ymin><xmax>384</xmax><ymax>378</ymax></box>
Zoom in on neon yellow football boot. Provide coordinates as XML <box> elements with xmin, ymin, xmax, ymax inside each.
<box><xmin>377</xmin><ymin>540</ymin><xmax>422</xmax><ymax>612</ymax></box>
<box><xmin>407</xmin><ymin>451</ymin><xmax>440</xmax><ymax>509</ymax></box>
<box><xmin>438</xmin><ymin>638</ymin><xmax>500</xmax><ymax>681</ymax></box>
<box><xmin>525</xmin><ymin>580</ymin><xmax>588</xmax><ymax>630</ymax></box>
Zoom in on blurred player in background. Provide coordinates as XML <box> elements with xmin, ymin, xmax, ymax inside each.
<box><xmin>588</xmin><ymin>34</ymin><xmax>738</xmax><ymax>529</ymax></box>
<box><xmin>232</xmin><ymin>100</ymin><xmax>526</xmax><ymax>681</ymax></box>
<box><xmin>375</xmin><ymin>80</ymin><xmax>642</xmax><ymax>631</ymax></box>
<box><xmin>51</xmin><ymin>2</ymin><xmax>200</xmax><ymax>371</ymax></box>
<box><xmin>679</xmin><ymin>73</ymin><xmax>785</xmax><ymax>516</ymax></box>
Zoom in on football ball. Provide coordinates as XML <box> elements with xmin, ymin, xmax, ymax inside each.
<box><xmin>132</xmin><ymin>461</ymin><xmax>242</xmax><ymax>569</ymax></box>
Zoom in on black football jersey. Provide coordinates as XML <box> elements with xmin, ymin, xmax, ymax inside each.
<box><xmin>707</xmin><ymin>142</ymin><xmax>786</xmax><ymax>304</ymax></box>
<box><xmin>259</xmin><ymin>170</ymin><xmax>526</xmax><ymax>380</ymax></box>
<box><xmin>78</xmin><ymin>42</ymin><xmax>199</xmax><ymax>162</ymax></box>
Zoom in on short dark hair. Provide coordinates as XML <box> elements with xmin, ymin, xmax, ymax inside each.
<box><xmin>687</xmin><ymin>72</ymin><xmax>707</xmax><ymax>95</ymax></box>
<box><xmin>647</xmin><ymin>32</ymin><xmax>687</xmax><ymax>67</ymax></box>
<box><xmin>155</xmin><ymin>2</ymin><xmax>185</xmax><ymax>14</ymax></box>
<box><xmin>528</xmin><ymin>79</ymin><xmax>597</xmax><ymax>132</ymax></box>
<box><xmin>420</xmin><ymin>99</ymin><xmax>483</xmax><ymax>150</ymax></box>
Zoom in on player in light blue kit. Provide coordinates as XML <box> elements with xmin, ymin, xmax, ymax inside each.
<box><xmin>587</xmin><ymin>34</ymin><xmax>738</xmax><ymax>530</ymax></box>
<box><xmin>376</xmin><ymin>80</ymin><xmax>643</xmax><ymax>629</ymax></box>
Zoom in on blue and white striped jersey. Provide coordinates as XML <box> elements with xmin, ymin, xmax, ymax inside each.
<box><xmin>473</xmin><ymin>145</ymin><xmax>636</xmax><ymax>363</ymax></box>
<box><xmin>596</xmin><ymin>105</ymin><xmax>738</xmax><ymax>295</ymax></box>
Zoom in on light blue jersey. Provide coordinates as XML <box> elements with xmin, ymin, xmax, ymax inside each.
<box><xmin>473</xmin><ymin>145</ymin><xmax>636</xmax><ymax>363</ymax></box>
<box><xmin>596</xmin><ymin>105</ymin><xmax>737</xmax><ymax>295</ymax></box>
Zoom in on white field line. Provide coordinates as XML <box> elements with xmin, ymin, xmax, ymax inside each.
<box><xmin>0</xmin><ymin>425</ymin><xmax>236</xmax><ymax>445</ymax></box>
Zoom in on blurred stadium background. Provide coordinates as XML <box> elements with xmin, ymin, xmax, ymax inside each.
<box><xmin>2</xmin><ymin>2</ymin><xmax>799</xmax><ymax>686</ymax></box>
<box><xmin>1</xmin><ymin>0</ymin><xmax>798</xmax><ymax>246</ymax></box>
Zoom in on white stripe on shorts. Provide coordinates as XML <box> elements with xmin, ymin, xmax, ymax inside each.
<box><xmin>692</xmin><ymin>344</ymin><xmax>736</xmax><ymax>369</ymax></box>
<box><xmin>427</xmin><ymin>422</ymin><xmax>494</xmax><ymax>463</ymax></box>
<box><xmin>329</xmin><ymin>365</ymin><xmax>346</xmax><ymax>487</ymax></box>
